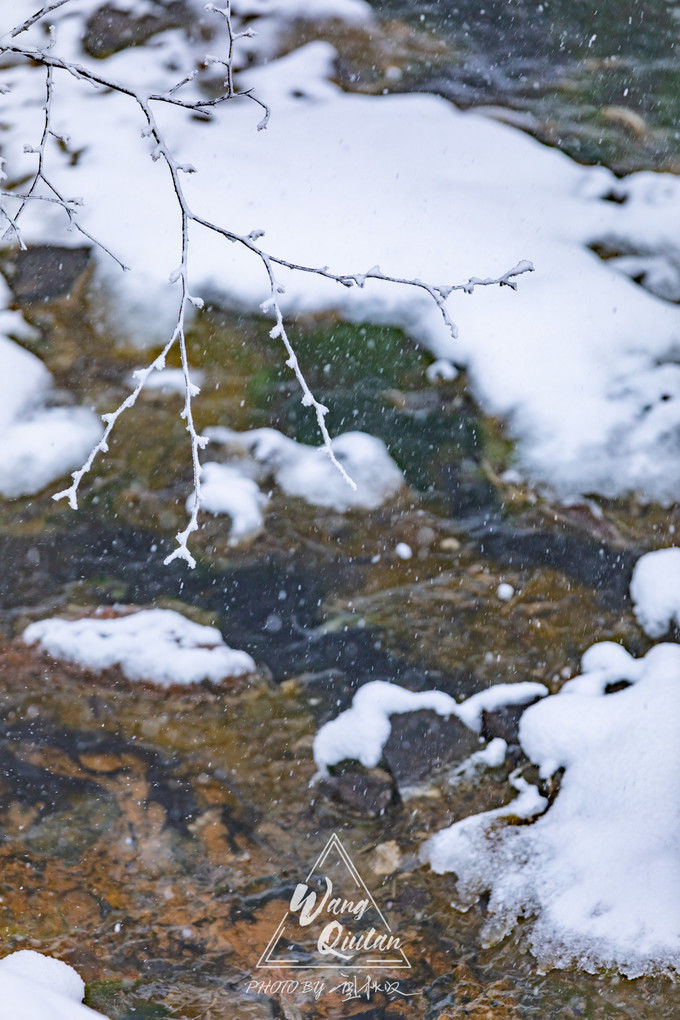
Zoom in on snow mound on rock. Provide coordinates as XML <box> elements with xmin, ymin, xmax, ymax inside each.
<box><xmin>313</xmin><ymin>679</ymin><xmax>547</xmax><ymax>773</ymax></box>
<box><xmin>207</xmin><ymin>427</ymin><xmax>404</xmax><ymax>511</ymax></box>
<box><xmin>0</xmin><ymin>949</ymin><xmax>108</xmax><ymax>1019</ymax></box>
<box><xmin>190</xmin><ymin>461</ymin><xmax>268</xmax><ymax>543</ymax></box>
<box><xmin>0</xmin><ymin>284</ymin><xmax>101</xmax><ymax>499</ymax></box>
<box><xmin>24</xmin><ymin>608</ymin><xmax>256</xmax><ymax>685</ymax></box>
<box><xmin>630</xmin><ymin>547</ymin><xmax>680</xmax><ymax>638</ymax></box>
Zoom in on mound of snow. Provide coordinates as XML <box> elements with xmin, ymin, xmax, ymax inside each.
<box><xmin>423</xmin><ymin>641</ymin><xmax>680</xmax><ymax>977</ymax></box>
<box><xmin>24</xmin><ymin>608</ymin><xmax>256</xmax><ymax>685</ymax></box>
<box><xmin>0</xmin><ymin>284</ymin><xmax>101</xmax><ymax>499</ymax></box>
<box><xmin>0</xmin><ymin>949</ymin><xmax>109</xmax><ymax>1019</ymax></box>
<box><xmin>313</xmin><ymin>679</ymin><xmax>547</xmax><ymax>773</ymax></box>
<box><xmin>630</xmin><ymin>547</ymin><xmax>680</xmax><ymax>638</ymax></box>
<box><xmin>132</xmin><ymin>366</ymin><xmax>205</xmax><ymax>394</ymax></box>
<box><xmin>191</xmin><ymin>461</ymin><xmax>268</xmax><ymax>542</ymax></box>
<box><xmin>207</xmin><ymin>427</ymin><xmax>403</xmax><ymax>511</ymax></box>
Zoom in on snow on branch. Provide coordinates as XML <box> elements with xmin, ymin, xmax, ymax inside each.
<box><xmin>7</xmin><ymin>0</ymin><xmax>70</xmax><ymax>39</ymax></box>
<box><xmin>0</xmin><ymin>0</ymin><xmax>533</xmax><ymax>568</ymax></box>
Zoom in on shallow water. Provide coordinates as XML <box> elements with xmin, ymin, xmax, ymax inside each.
<box><xmin>0</xmin><ymin>271</ymin><xmax>676</xmax><ymax>1016</ymax></box>
<box><xmin>364</xmin><ymin>0</ymin><xmax>680</xmax><ymax>172</ymax></box>
<box><xmin>1</xmin><ymin>1</ymin><xmax>680</xmax><ymax>1013</ymax></box>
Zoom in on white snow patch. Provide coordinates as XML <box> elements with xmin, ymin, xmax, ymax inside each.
<box><xmin>477</xmin><ymin>736</ymin><xmax>508</xmax><ymax>768</ymax></box>
<box><xmin>0</xmin><ymin>283</ymin><xmax>101</xmax><ymax>499</ymax></box>
<box><xmin>395</xmin><ymin>542</ymin><xmax>412</xmax><ymax>560</ymax></box>
<box><xmin>454</xmin><ymin>681</ymin><xmax>549</xmax><ymax>733</ymax></box>
<box><xmin>425</xmin><ymin>771</ymin><xmax>548</xmax><ymax>868</ymax></box>
<box><xmin>132</xmin><ymin>367</ymin><xmax>205</xmax><ymax>394</ymax></box>
<box><xmin>191</xmin><ymin>461</ymin><xmax>268</xmax><ymax>542</ymax></box>
<box><xmin>313</xmin><ymin>681</ymin><xmax>458</xmax><ymax>772</ymax></box>
<box><xmin>448</xmin><ymin>737</ymin><xmax>509</xmax><ymax>784</ymax></box>
<box><xmin>0</xmin><ymin>950</ymin><xmax>109</xmax><ymax>1019</ymax></box>
<box><xmin>496</xmin><ymin>582</ymin><xmax>515</xmax><ymax>601</ymax></box>
<box><xmin>423</xmin><ymin>641</ymin><xmax>680</xmax><ymax>977</ymax></box>
<box><xmin>630</xmin><ymin>547</ymin><xmax>680</xmax><ymax>638</ymax></box>
<box><xmin>207</xmin><ymin>427</ymin><xmax>403</xmax><ymax>511</ymax></box>
<box><xmin>313</xmin><ymin>679</ymin><xmax>547</xmax><ymax>773</ymax></box>
<box><xmin>426</xmin><ymin>358</ymin><xmax>458</xmax><ymax>382</ymax></box>
<box><xmin>23</xmin><ymin>608</ymin><xmax>256</xmax><ymax>685</ymax></box>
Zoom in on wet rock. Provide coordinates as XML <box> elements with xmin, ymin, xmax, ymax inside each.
<box><xmin>83</xmin><ymin>2</ymin><xmax>192</xmax><ymax>58</ymax></box>
<box><xmin>436</xmin><ymin>458</ymin><xmax>501</xmax><ymax>520</ymax></box>
<box><xmin>5</xmin><ymin>245</ymin><xmax>91</xmax><ymax>304</ymax></box>
<box><xmin>318</xmin><ymin>767</ymin><xmax>396</xmax><ymax>817</ymax></box>
<box><xmin>480</xmin><ymin>698</ymin><xmax>542</xmax><ymax>745</ymax></box>
<box><xmin>467</xmin><ymin>520</ymin><xmax>637</xmax><ymax>603</ymax></box>
<box><xmin>604</xmin><ymin>679</ymin><xmax>633</xmax><ymax>695</ymax></box>
<box><xmin>383</xmin><ymin>710</ymin><xmax>480</xmax><ymax>786</ymax></box>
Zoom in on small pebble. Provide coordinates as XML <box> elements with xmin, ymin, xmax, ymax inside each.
<box><xmin>440</xmin><ymin>536</ymin><xmax>461</xmax><ymax>551</ymax></box>
<box><xmin>395</xmin><ymin>542</ymin><xmax>413</xmax><ymax>560</ymax></box>
<box><xmin>497</xmin><ymin>582</ymin><xmax>515</xmax><ymax>601</ymax></box>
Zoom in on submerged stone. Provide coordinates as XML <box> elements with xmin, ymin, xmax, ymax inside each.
<box><xmin>383</xmin><ymin>709</ymin><xmax>480</xmax><ymax>787</ymax></box>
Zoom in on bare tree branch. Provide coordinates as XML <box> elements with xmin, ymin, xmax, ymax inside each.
<box><xmin>0</xmin><ymin>0</ymin><xmax>533</xmax><ymax>568</ymax></box>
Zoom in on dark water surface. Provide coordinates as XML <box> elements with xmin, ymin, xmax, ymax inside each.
<box><xmin>367</xmin><ymin>0</ymin><xmax>680</xmax><ymax>171</ymax></box>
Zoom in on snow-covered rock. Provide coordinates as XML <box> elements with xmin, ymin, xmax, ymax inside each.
<box><xmin>630</xmin><ymin>547</ymin><xmax>680</xmax><ymax>638</ymax></box>
<box><xmin>423</xmin><ymin>641</ymin><xmax>680</xmax><ymax>977</ymax></box>
<box><xmin>0</xmin><ymin>950</ymin><xmax>109</xmax><ymax>1019</ymax></box>
<box><xmin>207</xmin><ymin>427</ymin><xmax>404</xmax><ymax>511</ymax></box>
<box><xmin>426</xmin><ymin>358</ymin><xmax>458</xmax><ymax>382</ymax></box>
<box><xmin>313</xmin><ymin>679</ymin><xmax>547</xmax><ymax>774</ymax></box>
<box><xmin>191</xmin><ymin>461</ymin><xmax>268</xmax><ymax>543</ymax></box>
<box><xmin>23</xmin><ymin>608</ymin><xmax>256</xmax><ymax>685</ymax></box>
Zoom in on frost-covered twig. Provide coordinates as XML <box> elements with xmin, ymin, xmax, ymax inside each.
<box><xmin>205</xmin><ymin>1</ymin><xmax>270</xmax><ymax>129</ymax></box>
<box><xmin>52</xmin><ymin>343</ymin><xmax>177</xmax><ymax>510</ymax></box>
<box><xmin>6</xmin><ymin>0</ymin><xmax>69</xmax><ymax>39</ymax></box>
<box><xmin>1</xmin><ymin>58</ymin><xmax>128</xmax><ymax>268</ymax></box>
<box><xmin>260</xmin><ymin>285</ymin><xmax>356</xmax><ymax>491</ymax></box>
<box><xmin>1</xmin><ymin>0</ymin><xmax>533</xmax><ymax>568</ymax></box>
<box><xmin>135</xmin><ymin>99</ymin><xmax>208</xmax><ymax>568</ymax></box>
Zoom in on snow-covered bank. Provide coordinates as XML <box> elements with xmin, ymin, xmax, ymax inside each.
<box><xmin>4</xmin><ymin>2</ymin><xmax>680</xmax><ymax>499</ymax></box>
<box><xmin>418</xmin><ymin>552</ymin><xmax>680</xmax><ymax>978</ymax></box>
<box><xmin>314</xmin><ymin>548</ymin><xmax>680</xmax><ymax>977</ymax></box>
<box><xmin>0</xmin><ymin>950</ymin><xmax>109</xmax><ymax>1019</ymax></box>
<box><xmin>24</xmin><ymin>608</ymin><xmax>256</xmax><ymax>685</ymax></box>
<box><xmin>423</xmin><ymin>640</ymin><xmax>680</xmax><ymax>978</ymax></box>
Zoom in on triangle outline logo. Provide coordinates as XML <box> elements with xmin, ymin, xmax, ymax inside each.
<box><xmin>256</xmin><ymin>832</ymin><xmax>411</xmax><ymax>970</ymax></box>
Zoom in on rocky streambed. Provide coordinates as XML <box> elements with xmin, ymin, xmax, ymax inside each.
<box><xmin>2</xmin><ymin>0</ymin><xmax>680</xmax><ymax>1014</ymax></box>
<box><xmin>0</xmin><ymin>242</ymin><xmax>676</xmax><ymax>1017</ymax></box>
